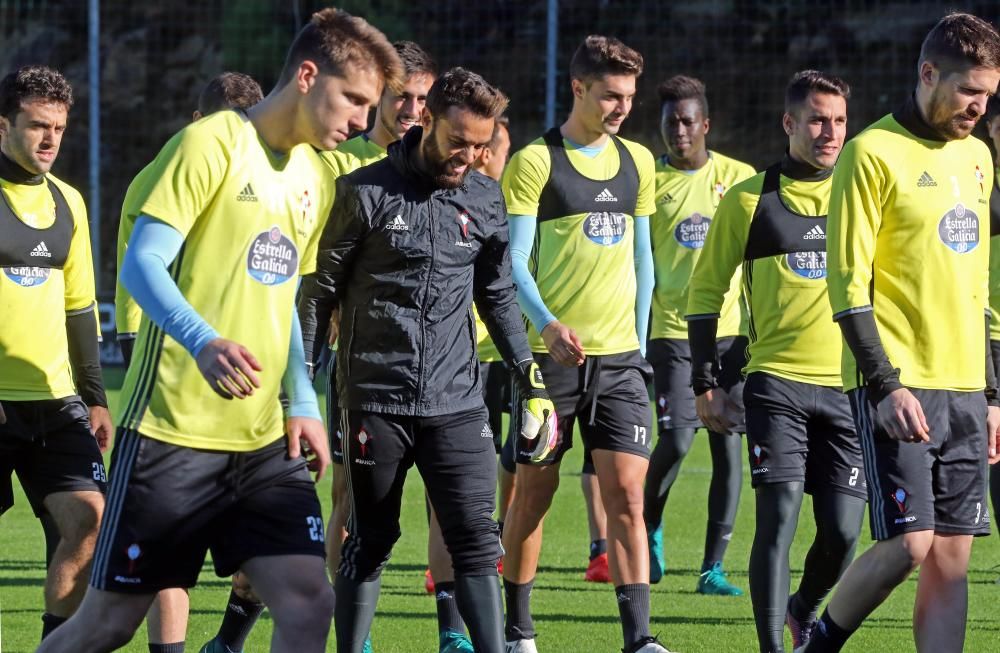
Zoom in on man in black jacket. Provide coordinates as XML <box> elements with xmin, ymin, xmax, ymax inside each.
<box><xmin>300</xmin><ymin>67</ymin><xmax>556</xmax><ymax>653</ymax></box>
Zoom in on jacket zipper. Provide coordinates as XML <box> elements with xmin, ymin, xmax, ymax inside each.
<box><xmin>415</xmin><ymin>199</ymin><xmax>436</xmax><ymax>408</ymax></box>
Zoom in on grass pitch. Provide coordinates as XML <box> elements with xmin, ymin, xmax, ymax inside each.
<box><xmin>2</xmin><ymin>376</ymin><xmax>1000</xmax><ymax>651</ymax></box>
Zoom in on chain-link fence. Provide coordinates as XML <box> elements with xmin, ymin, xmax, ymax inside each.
<box><xmin>3</xmin><ymin>0</ymin><xmax>999</xmax><ymax>300</ymax></box>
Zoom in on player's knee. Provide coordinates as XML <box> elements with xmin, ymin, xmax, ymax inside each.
<box><xmin>54</xmin><ymin>493</ymin><xmax>103</xmax><ymax>545</ymax></box>
<box><xmin>877</xmin><ymin>532</ymin><xmax>933</xmax><ymax>579</ymax></box>
<box><xmin>442</xmin><ymin>518</ymin><xmax>501</xmax><ymax>575</ymax></box>
<box><xmin>820</xmin><ymin>520</ymin><xmax>862</xmax><ymax>559</ymax></box>
<box><xmin>337</xmin><ymin>530</ymin><xmax>399</xmax><ymax>580</ymax></box>
<box><xmin>231</xmin><ymin>571</ymin><xmax>259</xmax><ymax>602</ymax></box>
<box><xmin>602</xmin><ymin>479</ymin><xmax>645</xmax><ymax>521</ymax></box>
<box><xmin>272</xmin><ymin>580</ymin><xmax>334</xmax><ymax>636</ymax></box>
<box><xmin>513</xmin><ymin>470</ymin><xmax>558</xmax><ymax>515</ymax></box>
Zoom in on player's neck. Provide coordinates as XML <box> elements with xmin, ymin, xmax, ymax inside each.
<box><xmin>667</xmin><ymin>149</ymin><xmax>709</xmax><ymax>171</ymax></box>
<box><xmin>245</xmin><ymin>93</ymin><xmax>302</xmax><ymax>155</ymax></box>
<box><xmin>560</xmin><ymin>116</ymin><xmax>609</xmax><ymax>148</ymax></box>
<box><xmin>366</xmin><ymin>115</ymin><xmax>396</xmax><ymax>151</ymax></box>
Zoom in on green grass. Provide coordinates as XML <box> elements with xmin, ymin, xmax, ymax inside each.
<box><xmin>2</xmin><ymin>375</ymin><xmax>1000</xmax><ymax>651</ymax></box>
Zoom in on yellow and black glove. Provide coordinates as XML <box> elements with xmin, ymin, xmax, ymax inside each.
<box><xmin>512</xmin><ymin>360</ymin><xmax>558</xmax><ymax>462</ymax></box>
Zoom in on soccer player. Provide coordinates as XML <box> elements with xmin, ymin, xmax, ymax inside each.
<box><xmin>300</xmin><ymin>67</ymin><xmax>553</xmax><ymax>653</ymax></box>
<box><xmin>687</xmin><ymin>70</ymin><xmax>864</xmax><ymax>653</ymax></box>
<box><xmin>804</xmin><ymin>13</ymin><xmax>1000</xmax><ymax>652</ymax></box>
<box><xmin>35</xmin><ymin>10</ymin><xmax>401</xmax><ymax>653</ymax></box>
<box><xmin>986</xmin><ymin>97</ymin><xmax>1000</xmax><ymax>537</ymax></box>
<box><xmin>0</xmin><ymin>64</ymin><xmax>112</xmax><ymax>641</ymax></box>
<box><xmin>113</xmin><ymin>71</ymin><xmax>264</xmax><ymax>653</ymax></box>
<box><xmin>500</xmin><ymin>35</ymin><xmax>670</xmax><ymax>653</ymax></box>
<box><xmin>644</xmin><ymin>74</ymin><xmax>755</xmax><ymax>595</ymax></box>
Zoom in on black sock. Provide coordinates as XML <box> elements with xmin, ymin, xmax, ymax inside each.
<box><xmin>41</xmin><ymin>613</ymin><xmax>67</xmax><ymax>641</ymax></box>
<box><xmin>216</xmin><ymin>589</ymin><xmax>265</xmax><ymax>651</ymax></box>
<box><xmin>615</xmin><ymin>584</ymin><xmax>651</xmax><ymax>649</ymax></box>
<box><xmin>589</xmin><ymin>538</ymin><xmax>607</xmax><ymax>560</ymax></box>
<box><xmin>502</xmin><ymin>577</ymin><xmax>535</xmax><ymax>640</ymax></box>
<box><xmin>804</xmin><ymin>610</ymin><xmax>855</xmax><ymax>652</ymax></box>
<box><xmin>149</xmin><ymin>644</ymin><xmax>186</xmax><ymax>653</ymax></box>
<box><xmin>455</xmin><ymin>574</ymin><xmax>504</xmax><ymax>653</ymax></box>
<box><xmin>434</xmin><ymin>581</ymin><xmax>465</xmax><ymax>634</ymax></box>
<box><xmin>335</xmin><ymin>574</ymin><xmax>382</xmax><ymax>652</ymax></box>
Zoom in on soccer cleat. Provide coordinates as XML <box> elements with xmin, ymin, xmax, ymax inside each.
<box><xmin>696</xmin><ymin>561</ymin><xmax>743</xmax><ymax>596</ymax></box>
<box><xmin>198</xmin><ymin>638</ymin><xmax>240</xmax><ymax>653</ymax></box>
<box><xmin>785</xmin><ymin>599</ymin><xmax>816</xmax><ymax>649</ymax></box>
<box><xmin>648</xmin><ymin>524</ymin><xmax>665</xmax><ymax>584</ymax></box>
<box><xmin>584</xmin><ymin>552</ymin><xmax>611</xmax><ymax>583</ymax></box>
<box><xmin>623</xmin><ymin>635</ymin><xmax>674</xmax><ymax>653</ymax></box>
<box><xmin>440</xmin><ymin>629</ymin><xmax>475</xmax><ymax>653</ymax></box>
<box><xmin>363</xmin><ymin>636</ymin><xmax>373</xmax><ymax>653</ymax></box>
<box><xmin>425</xmin><ymin>568</ymin><xmax>435</xmax><ymax>594</ymax></box>
<box><xmin>505</xmin><ymin>639</ymin><xmax>539</xmax><ymax>653</ymax></box>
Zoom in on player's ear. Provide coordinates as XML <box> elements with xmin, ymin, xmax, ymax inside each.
<box><xmin>571</xmin><ymin>78</ymin><xmax>584</xmax><ymax>100</ymax></box>
<box><xmin>420</xmin><ymin>108</ymin><xmax>433</xmax><ymax>129</ymax></box>
<box><xmin>191</xmin><ymin>110</ymin><xmax>202</xmax><ymax>122</ymax></box>
<box><xmin>918</xmin><ymin>60</ymin><xmax>938</xmax><ymax>89</ymax></box>
<box><xmin>0</xmin><ymin>115</ymin><xmax>8</xmax><ymax>139</ymax></box>
<box><xmin>296</xmin><ymin>60</ymin><xmax>321</xmax><ymax>95</ymax></box>
<box><xmin>781</xmin><ymin>112</ymin><xmax>794</xmax><ymax>136</ymax></box>
<box><xmin>703</xmin><ymin>117</ymin><xmax>711</xmax><ymax>135</ymax></box>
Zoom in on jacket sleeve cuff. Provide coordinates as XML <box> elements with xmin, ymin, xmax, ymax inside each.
<box><xmin>687</xmin><ymin>317</ymin><xmax>719</xmax><ymax>395</ymax></box>
<box><xmin>835</xmin><ymin>308</ymin><xmax>902</xmax><ymax>405</ymax></box>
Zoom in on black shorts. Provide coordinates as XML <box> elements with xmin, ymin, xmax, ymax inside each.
<box><xmin>514</xmin><ymin>351</ymin><xmax>653</xmax><ymax>466</ymax></box>
<box><xmin>326</xmin><ymin>354</ymin><xmax>344</xmax><ymax>464</ymax></box>
<box><xmin>90</xmin><ymin>430</ymin><xmax>325</xmax><ymax>593</ymax></box>
<box><xmin>481</xmin><ymin>360</ymin><xmax>510</xmax><ymax>454</ymax></box>
<box><xmin>849</xmin><ymin>387</ymin><xmax>991</xmax><ymax>540</ymax></box>
<box><xmin>0</xmin><ymin>397</ymin><xmax>106</xmax><ymax>517</ymax></box>
<box><xmin>647</xmin><ymin>336</ymin><xmax>746</xmax><ymax>433</ymax></box>
<box><xmin>744</xmin><ymin>372</ymin><xmax>866</xmax><ymax>500</ymax></box>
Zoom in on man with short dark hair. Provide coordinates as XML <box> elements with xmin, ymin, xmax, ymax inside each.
<box><xmin>36</xmin><ymin>9</ymin><xmax>401</xmax><ymax>653</ymax></box>
<box><xmin>301</xmin><ymin>67</ymin><xmax>552</xmax><ymax>653</ymax></box>
<box><xmin>500</xmin><ymin>35</ymin><xmax>669</xmax><ymax>653</ymax></box>
<box><xmin>688</xmin><ymin>70</ymin><xmax>864</xmax><ymax>653</ymax></box>
<box><xmin>0</xmin><ymin>63</ymin><xmax>112</xmax><ymax>642</ymax></box>
<box><xmin>804</xmin><ymin>13</ymin><xmax>1000</xmax><ymax>652</ymax></box>
<box><xmin>113</xmin><ymin>70</ymin><xmax>265</xmax><ymax>653</ymax></box>
<box><xmin>643</xmin><ymin>74</ymin><xmax>755</xmax><ymax>596</ymax></box>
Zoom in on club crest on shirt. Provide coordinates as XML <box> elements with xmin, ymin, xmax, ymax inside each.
<box><xmin>785</xmin><ymin>251</ymin><xmax>826</xmax><ymax>280</ymax></box>
<box><xmin>583</xmin><ymin>212</ymin><xmax>627</xmax><ymax>246</ymax></box>
<box><xmin>674</xmin><ymin>213</ymin><xmax>711</xmax><ymax>249</ymax></box>
<box><xmin>3</xmin><ymin>266</ymin><xmax>51</xmax><ymax>287</ymax></box>
<box><xmin>246</xmin><ymin>226</ymin><xmax>298</xmax><ymax>285</ymax></box>
<box><xmin>937</xmin><ymin>203</ymin><xmax>979</xmax><ymax>253</ymax></box>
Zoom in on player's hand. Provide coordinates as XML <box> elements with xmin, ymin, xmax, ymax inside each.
<box><xmin>328</xmin><ymin>307</ymin><xmax>341</xmax><ymax>347</ymax></box>
<box><xmin>88</xmin><ymin>405</ymin><xmax>113</xmax><ymax>453</ymax></box>
<box><xmin>286</xmin><ymin>416</ymin><xmax>331</xmax><ymax>482</ymax></box>
<box><xmin>987</xmin><ymin>405</ymin><xmax>1000</xmax><ymax>464</ymax></box>
<box><xmin>876</xmin><ymin>388</ymin><xmax>930</xmax><ymax>443</ymax></box>
<box><xmin>196</xmin><ymin>338</ymin><xmax>262</xmax><ymax>400</ymax></box>
<box><xmin>512</xmin><ymin>360</ymin><xmax>558</xmax><ymax>462</ymax></box>
<box><xmin>695</xmin><ymin>387</ymin><xmax>738</xmax><ymax>434</ymax></box>
<box><xmin>541</xmin><ymin>321</ymin><xmax>585</xmax><ymax>367</ymax></box>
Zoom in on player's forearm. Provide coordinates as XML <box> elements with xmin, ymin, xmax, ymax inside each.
<box><xmin>65</xmin><ymin>304</ymin><xmax>108</xmax><ymax>408</ymax></box>
<box><xmin>633</xmin><ymin>215</ymin><xmax>654</xmax><ymax>351</ymax></box>
<box><xmin>985</xmin><ymin>312</ymin><xmax>1000</xmax><ymax>407</ymax></box>
<box><xmin>120</xmin><ymin>216</ymin><xmax>219</xmax><ymax>357</ymax></box>
<box><xmin>297</xmin><ymin>274</ymin><xmax>336</xmax><ymax>376</ymax></box>
<box><xmin>282</xmin><ymin>307</ymin><xmax>321</xmax><ymax>420</ymax></box>
<box><xmin>509</xmin><ymin>214</ymin><xmax>557</xmax><ymax>331</ymax></box>
<box><xmin>687</xmin><ymin>316</ymin><xmax>720</xmax><ymax>395</ymax></box>
<box><xmin>834</xmin><ymin>308</ymin><xmax>903</xmax><ymax>404</ymax></box>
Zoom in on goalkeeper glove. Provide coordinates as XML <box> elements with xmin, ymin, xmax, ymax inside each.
<box><xmin>512</xmin><ymin>359</ymin><xmax>558</xmax><ymax>462</ymax></box>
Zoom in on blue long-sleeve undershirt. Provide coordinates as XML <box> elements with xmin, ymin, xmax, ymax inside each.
<box><xmin>120</xmin><ymin>215</ymin><xmax>319</xmax><ymax>419</ymax></box>
<box><xmin>509</xmin><ymin>213</ymin><xmax>653</xmax><ymax>354</ymax></box>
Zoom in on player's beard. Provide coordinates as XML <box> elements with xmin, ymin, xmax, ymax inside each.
<box><xmin>420</xmin><ymin>126</ymin><xmax>471</xmax><ymax>189</ymax></box>
<box><xmin>926</xmin><ymin>88</ymin><xmax>980</xmax><ymax>140</ymax></box>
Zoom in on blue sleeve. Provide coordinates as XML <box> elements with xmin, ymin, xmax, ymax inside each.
<box><xmin>120</xmin><ymin>216</ymin><xmax>219</xmax><ymax>357</ymax></box>
<box><xmin>509</xmin><ymin>214</ymin><xmax>557</xmax><ymax>333</ymax></box>
<box><xmin>283</xmin><ymin>305</ymin><xmax>321</xmax><ymax>420</ymax></box>
<box><xmin>633</xmin><ymin>215</ymin><xmax>654</xmax><ymax>355</ymax></box>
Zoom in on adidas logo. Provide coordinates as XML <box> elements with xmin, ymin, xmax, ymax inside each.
<box><xmin>594</xmin><ymin>188</ymin><xmax>618</xmax><ymax>202</ymax></box>
<box><xmin>30</xmin><ymin>241</ymin><xmax>51</xmax><ymax>257</ymax></box>
<box><xmin>237</xmin><ymin>183</ymin><xmax>258</xmax><ymax>202</ymax></box>
<box><xmin>659</xmin><ymin>192</ymin><xmax>675</xmax><ymax>204</ymax></box>
<box><xmin>917</xmin><ymin>171</ymin><xmax>937</xmax><ymax>187</ymax></box>
<box><xmin>481</xmin><ymin>424</ymin><xmax>493</xmax><ymax>439</ymax></box>
<box><xmin>803</xmin><ymin>225</ymin><xmax>825</xmax><ymax>240</ymax></box>
<box><xmin>386</xmin><ymin>214</ymin><xmax>409</xmax><ymax>231</ymax></box>
<box><xmin>616</xmin><ymin>592</ymin><xmax>629</xmax><ymax>604</ymax></box>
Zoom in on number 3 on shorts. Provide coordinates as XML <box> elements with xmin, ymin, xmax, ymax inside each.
<box><xmin>306</xmin><ymin>515</ymin><xmax>324</xmax><ymax>542</ymax></box>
